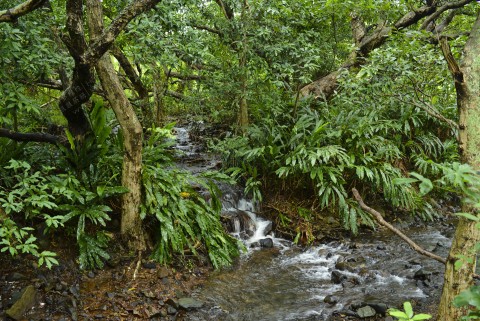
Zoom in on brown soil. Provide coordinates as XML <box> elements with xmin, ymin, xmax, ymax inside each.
<box><xmin>0</xmin><ymin>234</ymin><xmax>211</xmax><ymax>321</ymax></box>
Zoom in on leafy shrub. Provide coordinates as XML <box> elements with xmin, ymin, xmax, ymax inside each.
<box><xmin>142</xmin><ymin>126</ymin><xmax>241</xmax><ymax>268</ymax></box>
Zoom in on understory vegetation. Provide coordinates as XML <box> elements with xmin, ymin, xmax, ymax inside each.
<box><xmin>2</xmin><ymin>0</ymin><xmax>480</xmax><ymax>318</ymax></box>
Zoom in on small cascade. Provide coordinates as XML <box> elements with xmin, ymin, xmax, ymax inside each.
<box><xmin>172</xmin><ymin>126</ymin><xmax>453</xmax><ymax>321</ymax></box>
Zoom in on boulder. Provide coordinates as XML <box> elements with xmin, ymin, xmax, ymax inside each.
<box><xmin>259</xmin><ymin>238</ymin><xmax>274</xmax><ymax>248</ymax></box>
<box><xmin>331</xmin><ymin>270</ymin><xmax>347</xmax><ymax>284</ymax></box>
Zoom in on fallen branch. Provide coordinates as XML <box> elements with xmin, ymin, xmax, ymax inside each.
<box><xmin>352</xmin><ymin>187</ymin><xmax>446</xmax><ymax>264</ymax></box>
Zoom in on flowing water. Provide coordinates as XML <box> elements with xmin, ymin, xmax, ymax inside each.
<box><xmin>175</xmin><ymin>125</ymin><xmax>453</xmax><ymax>321</ymax></box>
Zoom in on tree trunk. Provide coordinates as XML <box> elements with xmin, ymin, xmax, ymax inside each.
<box><xmin>437</xmin><ymin>11</ymin><xmax>480</xmax><ymax>321</ymax></box>
<box><xmin>237</xmin><ymin>0</ymin><xmax>249</xmax><ymax>131</ymax></box>
<box><xmin>86</xmin><ymin>0</ymin><xmax>145</xmax><ymax>251</ymax></box>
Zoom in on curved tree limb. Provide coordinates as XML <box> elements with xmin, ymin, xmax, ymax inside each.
<box><xmin>352</xmin><ymin>188</ymin><xmax>446</xmax><ymax>265</ymax></box>
<box><xmin>0</xmin><ymin>0</ymin><xmax>47</xmax><ymax>23</ymax></box>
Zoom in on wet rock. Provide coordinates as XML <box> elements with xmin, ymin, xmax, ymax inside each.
<box><xmin>259</xmin><ymin>238</ymin><xmax>274</xmax><ymax>248</ymax></box>
<box><xmin>165</xmin><ymin>298</ymin><xmax>178</xmax><ymax>309</ymax></box>
<box><xmin>167</xmin><ymin>306</ymin><xmax>177</xmax><ymax>315</ymax></box>
<box><xmin>178</xmin><ymin>297</ymin><xmax>204</xmax><ymax>310</ymax></box>
<box><xmin>367</xmin><ymin>302</ymin><xmax>388</xmax><ymax>315</ymax></box>
<box><xmin>324</xmin><ymin>295</ymin><xmax>338</xmax><ymax>305</ymax></box>
<box><xmin>263</xmin><ymin>221</ymin><xmax>273</xmax><ymax>235</ymax></box>
<box><xmin>8</xmin><ymin>272</ymin><xmax>26</xmax><ymax>281</ymax></box>
<box><xmin>414</xmin><ymin>268</ymin><xmax>432</xmax><ymax>281</ymax></box>
<box><xmin>6</xmin><ymin>285</ymin><xmax>37</xmax><ymax>320</ymax></box>
<box><xmin>143</xmin><ymin>261</ymin><xmax>157</xmax><ymax>269</ymax></box>
<box><xmin>250</xmin><ymin>242</ymin><xmax>260</xmax><ymax>248</ymax></box>
<box><xmin>335</xmin><ymin>261</ymin><xmax>356</xmax><ymax>273</ymax></box>
<box><xmin>331</xmin><ymin>270</ymin><xmax>347</xmax><ymax>284</ymax></box>
<box><xmin>87</xmin><ymin>271</ymin><xmax>95</xmax><ymax>278</ymax></box>
<box><xmin>357</xmin><ymin>306</ymin><xmax>376</xmax><ymax>318</ymax></box>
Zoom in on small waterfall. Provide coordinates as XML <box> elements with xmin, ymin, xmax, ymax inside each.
<box><xmin>173</xmin><ymin>126</ymin><xmax>453</xmax><ymax>321</ymax></box>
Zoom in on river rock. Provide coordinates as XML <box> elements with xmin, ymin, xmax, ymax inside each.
<box><xmin>259</xmin><ymin>238</ymin><xmax>274</xmax><ymax>248</ymax></box>
<box><xmin>323</xmin><ymin>295</ymin><xmax>338</xmax><ymax>305</ymax></box>
<box><xmin>6</xmin><ymin>285</ymin><xmax>37</xmax><ymax>320</ymax></box>
<box><xmin>335</xmin><ymin>261</ymin><xmax>356</xmax><ymax>273</ymax></box>
<box><xmin>414</xmin><ymin>268</ymin><xmax>432</xmax><ymax>281</ymax></box>
<box><xmin>263</xmin><ymin>221</ymin><xmax>273</xmax><ymax>235</ymax></box>
<box><xmin>356</xmin><ymin>305</ymin><xmax>376</xmax><ymax>318</ymax></box>
<box><xmin>178</xmin><ymin>297</ymin><xmax>204</xmax><ymax>310</ymax></box>
<box><xmin>331</xmin><ymin>270</ymin><xmax>347</xmax><ymax>284</ymax></box>
<box><xmin>366</xmin><ymin>302</ymin><xmax>388</xmax><ymax>315</ymax></box>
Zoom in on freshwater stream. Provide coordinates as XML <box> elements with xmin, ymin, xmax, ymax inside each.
<box><xmin>175</xmin><ymin>125</ymin><xmax>453</xmax><ymax>321</ymax></box>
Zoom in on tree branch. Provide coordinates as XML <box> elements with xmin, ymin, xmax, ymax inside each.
<box><xmin>214</xmin><ymin>0</ymin><xmax>233</xmax><ymax>20</ymax></box>
<box><xmin>111</xmin><ymin>45</ymin><xmax>149</xmax><ymax>98</ymax></box>
<box><xmin>0</xmin><ymin>128</ymin><xmax>61</xmax><ymax>145</ymax></box>
<box><xmin>0</xmin><ymin>0</ymin><xmax>47</xmax><ymax>23</ymax></box>
<box><xmin>300</xmin><ymin>0</ymin><xmax>473</xmax><ymax>100</ymax></box>
<box><xmin>193</xmin><ymin>24</ymin><xmax>223</xmax><ymax>36</ymax></box>
<box><xmin>352</xmin><ymin>188</ymin><xmax>446</xmax><ymax>265</ymax></box>
<box><xmin>420</xmin><ymin>0</ymin><xmax>475</xmax><ymax>30</ymax></box>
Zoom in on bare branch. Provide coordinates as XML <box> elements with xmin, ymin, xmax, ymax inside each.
<box><xmin>193</xmin><ymin>24</ymin><xmax>223</xmax><ymax>36</ymax></box>
<box><xmin>0</xmin><ymin>0</ymin><xmax>47</xmax><ymax>23</ymax></box>
<box><xmin>0</xmin><ymin>128</ymin><xmax>61</xmax><ymax>145</ymax></box>
<box><xmin>352</xmin><ymin>188</ymin><xmax>446</xmax><ymax>265</ymax></box>
<box><xmin>420</xmin><ymin>0</ymin><xmax>475</xmax><ymax>30</ymax></box>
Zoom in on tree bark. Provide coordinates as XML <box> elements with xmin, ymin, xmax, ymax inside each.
<box><xmin>86</xmin><ymin>0</ymin><xmax>145</xmax><ymax>251</ymax></box>
<box><xmin>437</xmin><ymin>11</ymin><xmax>480</xmax><ymax>321</ymax></box>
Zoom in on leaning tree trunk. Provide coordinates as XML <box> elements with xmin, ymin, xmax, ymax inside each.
<box><xmin>437</xmin><ymin>11</ymin><xmax>480</xmax><ymax>321</ymax></box>
<box><xmin>86</xmin><ymin>0</ymin><xmax>145</xmax><ymax>251</ymax></box>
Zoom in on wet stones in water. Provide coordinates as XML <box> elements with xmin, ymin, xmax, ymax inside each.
<box><xmin>6</xmin><ymin>285</ymin><xmax>37</xmax><ymax>320</ymax></box>
<box><xmin>414</xmin><ymin>268</ymin><xmax>432</xmax><ymax>281</ymax></box>
<box><xmin>331</xmin><ymin>270</ymin><xmax>347</xmax><ymax>284</ymax></box>
<box><xmin>335</xmin><ymin>261</ymin><xmax>356</xmax><ymax>273</ymax></box>
<box><xmin>259</xmin><ymin>238</ymin><xmax>274</xmax><ymax>248</ymax></box>
<box><xmin>356</xmin><ymin>305</ymin><xmax>376</xmax><ymax>318</ymax></box>
<box><xmin>324</xmin><ymin>295</ymin><xmax>338</xmax><ymax>305</ymax></box>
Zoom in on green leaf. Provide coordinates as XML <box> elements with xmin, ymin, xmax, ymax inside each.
<box><xmin>403</xmin><ymin>301</ymin><xmax>414</xmax><ymax>319</ymax></box>
<box><xmin>412</xmin><ymin>313</ymin><xmax>432</xmax><ymax>320</ymax></box>
<box><xmin>454</xmin><ymin>286</ymin><xmax>480</xmax><ymax>309</ymax></box>
<box><xmin>388</xmin><ymin>310</ymin><xmax>409</xmax><ymax>319</ymax></box>
<box><xmin>455</xmin><ymin>212</ymin><xmax>480</xmax><ymax>222</ymax></box>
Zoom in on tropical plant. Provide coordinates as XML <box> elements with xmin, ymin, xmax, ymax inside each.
<box><xmin>142</xmin><ymin>125</ymin><xmax>241</xmax><ymax>268</ymax></box>
<box><xmin>388</xmin><ymin>301</ymin><xmax>432</xmax><ymax>321</ymax></box>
